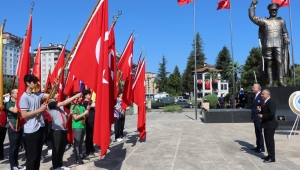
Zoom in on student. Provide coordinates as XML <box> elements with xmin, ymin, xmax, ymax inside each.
<box><xmin>70</xmin><ymin>92</ymin><xmax>89</xmax><ymax>164</ymax></box>
<box><xmin>47</xmin><ymin>92</ymin><xmax>83</xmax><ymax>170</ymax></box>
<box><xmin>6</xmin><ymin>89</ymin><xmax>25</xmax><ymax>170</ymax></box>
<box><xmin>114</xmin><ymin>92</ymin><xmax>123</xmax><ymax>142</ymax></box>
<box><xmin>82</xmin><ymin>90</ymin><xmax>96</xmax><ymax>156</ymax></box>
<box><xmin>19</xmin><ymin>74</ymin><xmax>57</xmax><ymax>170</ymax></box>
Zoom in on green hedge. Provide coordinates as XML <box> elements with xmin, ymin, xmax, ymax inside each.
<box><xmin>203</xmin><ymin>94</ymin><xmax>218</xmax><ymax>109</ymax></box>
<box><xmin>163</xmin><ymin>105</ymin><xmax>182</xmax><ymax>112</ymax></box>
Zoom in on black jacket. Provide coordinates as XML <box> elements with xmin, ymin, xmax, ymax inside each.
<box><xmin>261</xmin><ymin>98</ymin><xmax>278</xmax><ymax>129</ymax></box>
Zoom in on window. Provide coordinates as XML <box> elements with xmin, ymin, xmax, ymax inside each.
<box><xmin>221</xmin><ymin>84</ymin><xmax>227</xmax><ymax>90</ymax></box>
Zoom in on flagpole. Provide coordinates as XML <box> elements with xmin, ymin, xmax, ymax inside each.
<box><xmin>193</xmin><ymin>0</ymin><xmax>198</xmax><ymax>120</ymax></box>
<box><xmin>229</xmin><ymin>2</ymin><xmax>235</xmax><ymax>107</ymax></box>
<box><xmin>288</xmin><ymin>2</ymin><xmax>296</xmax><ymax>86</ymax></box>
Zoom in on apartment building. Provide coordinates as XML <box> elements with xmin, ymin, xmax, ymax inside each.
<box><xmin>145</xmin><ymin>72</ymin><xmax>158</xmax><ymax>94</ymax></box>
<box><xmin>2</xmin><ymin>32</ymin><xmax>23</xmax><ymax>80</ymax></box>
<box><xmin>33</xmin><ymin>43</ymin><xmax>70</xmax><ymax>91</ymax></box>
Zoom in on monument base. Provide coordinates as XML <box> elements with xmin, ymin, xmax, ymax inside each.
<box><xmin>203</xmin><ymin>86</ymin><xmax>300</xmax><ymax>130</ymax></box>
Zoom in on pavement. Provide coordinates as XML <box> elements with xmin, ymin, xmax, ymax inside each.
<box><xmin>1</xmin><ymin>110</ymin><xmax>300</xmax><ymax>170</ymax></box>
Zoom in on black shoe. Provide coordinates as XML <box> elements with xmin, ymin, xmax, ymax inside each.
<box><xmin>263</xmin><ymin>158</ymin><xmax>275</xmax><ymax>163</ymax></box>
<box><xmin>261</xmin><ymin>156</ymin><xmax>270</xmax><ymax>160</ymax></box>
<box><xmin>80</xmin><ymin>154</ymin><xmax>90</xmax><ymax>160</ymax></box>
<box><xmin>255</xmin><ymin>149</ymin><xmax>265</xmax><ymax>153</ymax></box>
<box><xmin>76</xmin><ymin>157</ymin><xmax>84</xmax><ymax>164</ymax></box>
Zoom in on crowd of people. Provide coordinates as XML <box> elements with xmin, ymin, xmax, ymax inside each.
<box><xmin>0</xmin><ymin>74</ymin><xmax>126</xmax><ymax>170</ymax></box>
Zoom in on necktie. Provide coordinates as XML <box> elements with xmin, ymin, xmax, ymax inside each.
<box><xmin>262</xmin><ymin>101</ymin><xmax>265</xmax><ymax>108</ymax></box>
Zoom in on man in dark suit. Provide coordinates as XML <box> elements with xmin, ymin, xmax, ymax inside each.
<box><xmin>258</xmin><ymin>89</ymin><xmax>278</xmax><ymax>163</ymax></box>
<box><xmin>251</xmin><ymin>84</ymin><xmax>265</xmax><ymax>153</ymax></box>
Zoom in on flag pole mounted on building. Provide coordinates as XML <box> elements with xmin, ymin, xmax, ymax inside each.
<box><xmin>177</xmin><ymin>0</ymin><xmax>197</xmax><ymax>121</ymax></box>
<box><xmin>217</xmin><ymin>0</ymin><xmax>235</xmax><ymax>106</ymax></box>
<box><xmin>272</xmin><ymin>0</ymin><xmax>296</xmax><ymax>86</ymax></box>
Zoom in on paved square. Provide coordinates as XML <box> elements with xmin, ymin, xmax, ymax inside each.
<box><xmin>1</xmin><ymin>111</ymin><xmax>300</xmax><ymax>170</ymax></box>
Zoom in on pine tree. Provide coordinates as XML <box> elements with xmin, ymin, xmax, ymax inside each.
<box><xmin>156</xmin><ymin>55</ymin><xmax>169</xmax><ymax>92</ymax></box>
<box><xmin>241</xmin><ymin>47</ymin><xmax>268</xmax><ymax>88</ymax></box>
<box><xmin>182</xmin><ymin>32</ymin><xmax>206</xmax><ymax>93</ymax></box>
<box><xmin>167</xmin><ymin>66</ymin><xmax>182</xmax><ymax>96</ymax></box>
<box><xmin>215</xmin><ymin>46</ymin><xmax>231</xmax><ymax>80</ymax></box>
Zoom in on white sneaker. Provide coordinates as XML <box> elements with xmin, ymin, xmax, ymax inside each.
<box><xmin>47</xmin><ymin>149</ymin><xmax>52</xmax><ymax>155</ymax></box>
<box><xmin>61</xmin><ymin>166</ymin><xmax>71</xmax><ymax>170</ymax></box>
<box><xmin>13</xmin><ymin>167</ymin><xmax>19</xmax><ymax>170</ymax></box>
<box><xmin>17</xmin><ymin>165</ymin><xmax>26</xmax><ymax>170</ymax></box>
<box><xmin>117</xmin><ymin>138</ymin><xmax>123</xmax><ymax>142</ymax></box>
<box><xmin>53</xmin><ymin>168</ymin><xmax>61</xmax><ymax>170</ymax></box>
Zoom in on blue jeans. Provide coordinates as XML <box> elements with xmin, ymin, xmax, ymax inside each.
<box><xmin>8</xmin><ymin>127</ymin><xmax>23</xmax><ymax>169</ymax></box>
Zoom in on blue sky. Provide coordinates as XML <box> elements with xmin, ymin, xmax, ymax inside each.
<box><xmin>1</xmin><ymin>0</ymin><xmax>299</xmax><ymax>75</ymax></box>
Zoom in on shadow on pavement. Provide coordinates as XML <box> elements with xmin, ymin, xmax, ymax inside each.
<box><xmin>235</xmin><ymin>140</ymin><xmax>265</xmax><ymax>158</ymax></box>
<box><xmin>275</xmin><ymin>131</ymin><xmax>299</xmax><ymax>135</ymax></box>
<box><xmin>93</xmin><ymin>133</ymin><xmax>141</xmax><ymax>170</ymax></box>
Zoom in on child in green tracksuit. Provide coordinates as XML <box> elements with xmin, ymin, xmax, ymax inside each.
<box><xmin>70</xmin><ymin>92</ymin><xmax>89</xmax><ymax>164</ymax></box>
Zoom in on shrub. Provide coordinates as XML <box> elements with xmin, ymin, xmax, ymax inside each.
<box><xmin>203</xmin><ymin>94</ymin><xmax>218</xmax><ymax>109</ymax></box>
<box><xmin>163</xmin><ymin>105</ymin><xmax>182</xmax><ymax>112</ymax></box>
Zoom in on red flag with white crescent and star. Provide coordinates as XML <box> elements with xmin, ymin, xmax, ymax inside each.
<box><xmin>177</xmin><ymin>0</ymin><xmax>193</xmax><ymax>6</ymax></box>
<box><xmin>132</xmin><ymin>60</ymin><xmax>146</xmax><ymax>140</ymax></box>
<box><xmin>272</xmin><ymin>0</ymin><xmax>289</xmax><ymax>7</ymax></box>
<box><xmin>217</xmin><ymin>0</ymin><xmax>230</xmax><ymax>10</ymax></box>
<box><xmin>50</xmin><ymin>45</ymin><xmax>66</xmax><ymax>102</ymax></box>
<box><xmin>91</xmin><ymin>0</ymin><xmax>110</xmax><ymax>157</ymax></box>
<box><xmin>68</xmin><ymin>0</ymin><xmax>107</xmax><ymax>92</ymax></box>
<box><xmin>117</xmin><ymin>34</ymin><xmax>133</xmax><ymax>80</ymax></box>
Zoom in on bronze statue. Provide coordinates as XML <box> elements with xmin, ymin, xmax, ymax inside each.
<box><xmin>249</xmin><ymin>0</ymin><xmax>291</xmax><ymax>87</ymax></box>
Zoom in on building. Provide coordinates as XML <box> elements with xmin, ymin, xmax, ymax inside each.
<box><xmin>193</xmin><ymin>67</ymin><xmax>229</xmax><ymax>99</ymax></box>
<box><xmin>33</xmin><ymin>43</ymin><xmax>70</xmax><ymax>91</ymax></box>
<box><xmin>145</xmin><ymin>72</ymin><xmax>158</xmax><ymax>94</ymax></box>
<box><xmin>2</xmin><ymin>32</ymin><xmax>23</xmax><ymax>81</ymax></box>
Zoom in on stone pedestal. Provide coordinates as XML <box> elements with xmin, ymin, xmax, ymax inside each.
<box><xmin>261</xmin><ymin>86</ymin><xmax>300</xmax><ymax>130</ymax></box>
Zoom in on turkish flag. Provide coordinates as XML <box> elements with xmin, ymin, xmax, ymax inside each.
<box><xmin>17</xmin><ymin>13</ymin><xmax>32</xmax><ymax>113</ymax></box>
<box><xmin>32</xmin><ymin>41</ymin><xmax>41</xmax><ymax>81</ymax></box>
<box><xmin>272</xmin><ymin>0</ymin><xmax>289</xmax><ymax>7</ymax></box>
<box><xmin>217</xmin><ymin>0</ymin><xmax>230</xmax><ymax>10</ymax></box>
<box><xmin>43</xmin><ymin>69</ymin><xmax>52</xmax><ymax>93</ymax></box>
<box><xmin>64</xmin><ymin>72</ymin><xmax>75</xmax><ymax>96</ymax></box>
<box><xmin>68</xmin><ymin>0</ymin><xmax>108</xmax><ymax>92</ymax></box>
<box><xmin>108</xmin><ymin>23</ymin><xmax>117</xmax><ymax>124</ymax></box>
<box><xmin>177</xmin><ymin>0</ymin><xmax>194</xmax><ymax>6</ymax></box>
<box><xmin>132</xmin><ymin>60</ymin><xmax>146</xmax><ymax>140</ymax></box>
<box><xmin>121</xmin><ymin>76</ymin><xmax>133</xmax><ymax>110</ymax></box>
<box><xmin>50</xmin><ymin>46</ymin><xmax>66</xmax><ymax>102</ymax></box>
<box><xmin>117</xmin><ymin>34</ymin><xmax>133</xmax><ymax>80</ymax></box>
<box><xmin>91</xmin><ymin>0</ymin><xmax>110</xmax><ymax>157</ymax></box>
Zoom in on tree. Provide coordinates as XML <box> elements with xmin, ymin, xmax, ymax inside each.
<box><xmin>226</xmin><ymin>61</ymin><xmax>243</xmax><ymax>93</ymax></box>
<box><xmin>284</xmin><ymin>64</ymin><xmax>300</xmax><ymax>86</ymax></box>
<box><xmin>240</xmin><ymin>47</ymin><xmax>268</xmax><ymax>88</ymax></box>
<box><xmin>167</xmin><ymin>66</ymin><xmax>182</xmax><ymax>96</ymax></box>
<box><xmin>4</xmin><ymin>79</ymin><xmax>17</xmax><ymax>94</ymax></box>
<box><xmin>182</xmin><ymin>32</ymin><xmax>206</xmax><ymax>93</ymax></box>
<box><xmin>156</xmin><ymin>55</ymin><xmax>169</xmax><ymax>92</ymax></box>
<box><xmin>215</xmin><ymin>46</ymin><xmax>231</xmax><ymax>80</ymax></box>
